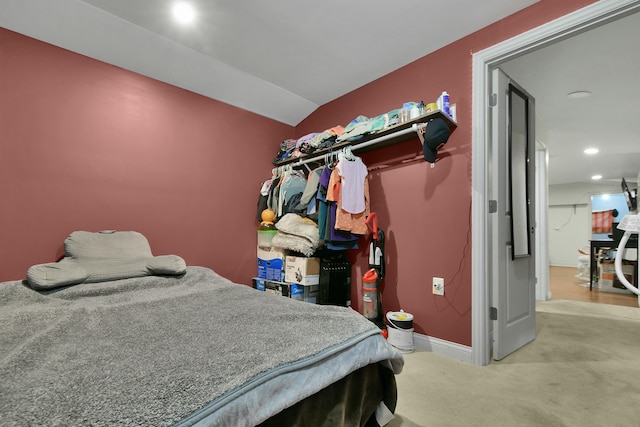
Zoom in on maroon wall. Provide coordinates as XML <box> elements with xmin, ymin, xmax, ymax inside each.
<box><xmin>0</xmin><ymin>0</ymin><xmax>595</xmax><ymax>347</ymax></box>
<box><xmin>0</xmin><ymin>28</ymin><xmax>292</xmax><ymax>284</ymax></box>
<box><xmin>296</xmin><ymin>0</ymin><xmax>596</xmax><ymax>345</ymax></box>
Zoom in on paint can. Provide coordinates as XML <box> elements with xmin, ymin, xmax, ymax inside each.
<box><xmin>386</xmin><ymin>311</ymin><xmax>414</xmax><ymax>353</ymax></box>
<box><xmin>386</xmin><ymin>311</ymin><xmax>414</xmax><ymax>329</ymax></box>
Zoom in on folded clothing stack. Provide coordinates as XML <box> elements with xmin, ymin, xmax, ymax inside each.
<box><xmin>271</xmin><ymin>213</ymin><xmax>320</xmax><ymax>257</ymax></box>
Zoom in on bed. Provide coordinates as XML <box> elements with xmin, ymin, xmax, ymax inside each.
<box><xmin>0</xmin><ymin>231</ymin><xmax>403</xmax><ymax>426</ymax></box>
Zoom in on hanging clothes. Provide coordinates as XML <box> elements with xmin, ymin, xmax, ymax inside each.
<box><xmin>316</xmin><ymin>165</ymin><xmax>333</xmax><ymax>242</ymax></box>
<box><xmin>265</xmin><ymin>148</ymin><xmax>370</xmax><ymax>251</ymax></box>
<box><xmin>314</xmin><ymin>165</ymin><xmax>358</xmax><ymax>250</ymax></box>
<box><xmin>267</xmin><ymin>171</ymin><xmax>282</xmax><ymax>213</ymax></box>
<box><xmin>256</xmin><ymin>178</ymin><xmax>273</xmax><ymax>222</ymax></box>
<box><xmin>300</xmin><ymin>167</ymin><xmax>323</xmax><ymax>206</ymax></box>
<box><xmin>336</xmin><ymin>155</ymin><xmax>368</xmax><ymax>214</ymax></box>
<box><xmin>288</xmin><ymin>166</ymin><xmax>323</xmax><ymax>221</ymax></box>
<box><xmin>276</xmin><ymin>168</ymin><xmax>307</xmax><ymax>218</ymax></box>
<box><xmin>327</xmin><ymin>157</ymin><xmax>370</xmax><ymax>236</ymax></box>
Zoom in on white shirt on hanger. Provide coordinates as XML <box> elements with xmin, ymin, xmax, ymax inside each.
<box><xmin>337</xmin><ymin>156</ymin><xmax>368</xmax><ymax>214</ymax></box>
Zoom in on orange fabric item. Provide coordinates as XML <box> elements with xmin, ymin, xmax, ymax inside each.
<box><xmin>327</xmin><ymin>168</ymin><xmax>339</xmax><ymax>202</ymax></box>
<box><xmin>592</xmin><ymin>210</ymin><xmax>614</xmax><ymax>233</ymax></box>
<box><xmin>326</xmin><ymin>126</ymin><xmax>345</xmax><ymax>137</ymax></box>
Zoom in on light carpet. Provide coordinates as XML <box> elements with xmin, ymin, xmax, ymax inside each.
<box><xmin>389</xmin><ymin>300</ymin><xmax>640</xmax><ymax>427</ymax></box>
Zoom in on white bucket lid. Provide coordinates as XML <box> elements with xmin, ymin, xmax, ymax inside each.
<box><xmin>386</xmin><ymin>310</ymin><xmax>414</xmax><ymax>323</ymax></box>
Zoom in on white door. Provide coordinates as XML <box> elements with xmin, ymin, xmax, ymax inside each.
<box><xmin>490</xmin><ymin>68</ymin><xmax>537</xmax><ymax>360</ymax></box>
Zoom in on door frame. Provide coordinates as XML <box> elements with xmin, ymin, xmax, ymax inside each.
<box><xmin>471</xmin><ymin>0</ymin><xmax>640</xmax><ymax>366</ymax></box>
<box><xmin>535</xmin><ymin>141</ymin><xmax>550</xmax><ymax>302</ymax></box>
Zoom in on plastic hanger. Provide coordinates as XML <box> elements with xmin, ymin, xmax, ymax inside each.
<box><xmin>346</xmin><ymin>146</ymin><xmax>357</xmax><ymax>161</ymax></box>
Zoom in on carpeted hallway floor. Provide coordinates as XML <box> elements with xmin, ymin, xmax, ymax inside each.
<box><xmin>389</xmin><ymin>300</ymin><xmax>640</xmax><ymax>427</ymax></box>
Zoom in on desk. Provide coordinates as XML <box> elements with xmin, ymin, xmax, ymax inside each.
<box><xmin>589</xmin><ymin>238</ymin><xmax>638</xmax><ymax>291</ymax></box>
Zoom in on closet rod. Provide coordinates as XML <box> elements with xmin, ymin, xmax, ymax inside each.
<box><xmin>292</xmin><ymin>123</ymin><xmax>422</xmax><ymax>167</ymax></box>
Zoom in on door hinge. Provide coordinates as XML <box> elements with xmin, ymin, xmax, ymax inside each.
<box><xmin>489</xmin><ymin>200</ymin><xmax>497</xmax><ymax>213</ymax></box>
<box><xmin>490</xmin><ymin>307</ymin><xmax>498</xmax><ymax>320</ymax></box>
<box><xmin>489</xmin><ymin>93</ymin><xmax>497</xmax><ymax>107</ymax></box>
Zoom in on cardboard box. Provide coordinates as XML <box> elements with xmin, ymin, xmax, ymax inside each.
<box><xmin>599</xmin><ymin>261</ymin><xmax>636</xmax><ymax>294</ymax></box>
<box><xmin>252</xmin><ymin>278</ymin><xmax>290</xmax><ymax>297</ymax></box>
<box><xmin>257</xmin><ymin>258</ymin><xmax>283</xmax><ymax>281</ymax></box>
<box><xmin>265</xmin><ymin>280</ymin><xmax>289</xmax><ymax>297</ymax></box>
<box><xmin>252</xmin><ymin>278</ymin><xmax>318</xmax><ymax>304</ymax></box>
<box><xmin>257</xmin><ymin>246</ymin><xmax>286</xmax><ymax>260</ymax></box>
<box><xmin>291</xmin><ymin>274</ymin><xmax>319</xmax><ymax>286</ymax></box>
<box><xmin>253</xmin><ymin>277</ymin><xmax>267</xmax><ymax>291</ymax></box>
<box><xmin>288</xmin><ymin>283</ymin><xmax>319</xmax><ymax>304</ymax></box>
<box><xmin>285</xmin><ymin>256</ymin><xmax>320</xmax><ymax>284</ymax></box>
<box><xmin>257</xmin><ymin>247</ymin><xmax>286</xmax><ymax>282</ymax></box>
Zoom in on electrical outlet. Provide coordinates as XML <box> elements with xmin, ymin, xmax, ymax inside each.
<box><xmin>432</xmin><ymin>277</ymin><xmax>444</xmax><ymax>295</ymax></box>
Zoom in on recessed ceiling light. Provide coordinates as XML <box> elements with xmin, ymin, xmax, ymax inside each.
<box><xmin>172</xmin><ymin>2</ymin><xmax>195</xmax><ymax>24</ymax></box>
<box><xmin>567</xmin><ymin>91</ymin><xmax>592</xmax><ymax>99</ymax></box>
<box><xmin>601</xmin><ymin>194</ymin><xmax>610</xmax><ymax>200</ymax></box>
<box><xmin>591</xmin><ymin>174</ymin><xmax>603</xmax><ymax>180</ymax></box>
<box><xmin>584</xmin><ymin>148</ymin><xmax>599</xmax><ymax>155</ymax></box>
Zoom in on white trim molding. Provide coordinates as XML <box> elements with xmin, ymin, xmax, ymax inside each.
<box><xmin>413</xmin><ymin>333</ymin><xmax>473</xmax><ymax>364</ymax></box>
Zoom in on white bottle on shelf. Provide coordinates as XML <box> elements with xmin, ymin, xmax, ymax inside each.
<box><xmin>437</xmin><ymin>91</ymin><xmax>450</xmax><ymax>117</ymax></box>
<box><xmin>410</xmin><ymin>103</ymin><xmax>420</xmax><ymax>119</ymax></box>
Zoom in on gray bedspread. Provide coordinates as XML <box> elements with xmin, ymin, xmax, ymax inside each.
<box><xmin>0</xmin><ymin>266</ymin><xmax>403</xmax><ymax>426</ymax></box>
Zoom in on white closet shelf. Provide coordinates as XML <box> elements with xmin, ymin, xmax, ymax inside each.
<box><xmin>275</xmin><ymin>110</ymin><xmax>457</xmax><ymax>167</ymax></box>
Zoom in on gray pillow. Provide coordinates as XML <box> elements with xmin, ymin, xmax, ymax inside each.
<box><xmin>26</xmin><ymin>230</ymin><xmax>186</xmax><ymax>290</ymax></box>
<box><xmin>26</xmin><ymin>259</ymin><xmax>88</xmax><ymax>290</ymax></box>
<box><xmin>65</xmin><ymin>230</ymin><xmax>154</xmax><ymax>260</ymax></box>
<box><xmin>80</xmin><ymin>258</ymin><xmax>152</xmax><ymax>283</ymax></box>
<box><xmin>147</xmin><ymin>255</ymin><xmax>187</xmax><ymax>275</ymax></box>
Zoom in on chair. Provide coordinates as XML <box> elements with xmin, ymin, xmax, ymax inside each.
<box><xmin>576</xmin><ymin>248</ymin><xmax>590</xmax><ymax>281</ymax></box>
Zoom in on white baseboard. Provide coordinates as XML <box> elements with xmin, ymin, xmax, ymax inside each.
<box><xmin>412</xmin><ymin>332</ymin><xmax>473</xmax><ymax>364</ymax></box>
<box><xmin>549</xmin><ymin>262</ymin><xmax>577</xmax><ymax>268</ymax></box>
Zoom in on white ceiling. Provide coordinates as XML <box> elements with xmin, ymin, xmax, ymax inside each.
<box><xmin>1</xmin><ymin>0</ymin><xmax>639</xmax><ymax>186</ymax></box>
<box><xmin>500</xmin><ymin>9</ymin><xmax>640</xmax><ymax>187</ymax></box>
<box><xmin>1</xmin><ymin>0</ymin><xmax>537</xmax><ymax>125</ymax></box>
